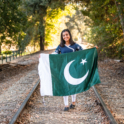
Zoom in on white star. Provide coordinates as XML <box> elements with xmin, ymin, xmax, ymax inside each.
<box><xmin>80</xmin><ymin>59</ymin><xmax>87</xmax><ymax>65</ymax></box>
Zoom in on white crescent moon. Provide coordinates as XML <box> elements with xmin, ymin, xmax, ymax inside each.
<box><xmin>64</xmin><ymin>60</ymin><xmax>89</xmax><ymax>85</ymax></box>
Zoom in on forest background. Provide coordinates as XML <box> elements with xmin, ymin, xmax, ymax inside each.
<box><xmin>0</xmin><ymin>0</ymin><xmax>124</xmax><ymax>59</ymax></box>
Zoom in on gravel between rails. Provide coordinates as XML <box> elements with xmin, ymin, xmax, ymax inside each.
<box><xmin>0</xmin><ymin>50</ymin><xmax>54</xmax><ymax>124</ymax></box>
<box><xmin>16</xmin><ymin>86</ymin><xmax>110</xmax><ymax>124</ymax></box>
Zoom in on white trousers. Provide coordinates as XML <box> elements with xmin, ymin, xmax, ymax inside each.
<box><xmin>63</xmin><ymin>94</ymin><xmax>76</xmax><ymax>106</ymax></box>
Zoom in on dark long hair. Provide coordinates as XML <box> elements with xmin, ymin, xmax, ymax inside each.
<box><xmin>59</xmin><ymin>29</ymin><xmax>75</xmax><ymax>47</ymax></box>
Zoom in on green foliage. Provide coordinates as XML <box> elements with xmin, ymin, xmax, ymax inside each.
<box><xmin>81</xmin><ymin>0</ymin><xmax>124</xmax><ymax>58</ymax></box>
<box><xmin>1</xmin><ymin>0</ymin><xmax>123</xmax><ymax>59</ymax></box>
<box><xmin>0</xmin><ymin>56</ymin><xmax>6</xmax><ymax>60</ymax></box>
<box><xmin>0</xmin><ymin>0</ymin><xmax>85</xmax><ymax>52</ymax></box>
<box><xmin>0</xmin><ymin>0</ymin><xmax>28</xmax><ymax>53</ymax></box>
<box><xmin>24</xmin><ymin>0</ymin><xmax>67</xmax><ymax>50</ymax></box>
<box><xmin>3</xmin><ymin>51</ymin><xmax>12</xmax><ymax>55</ymax></box>
<box><xmin>17</xmin><ymin>15</ymin><xmax>40</xmax><ymax>51</ymax></box>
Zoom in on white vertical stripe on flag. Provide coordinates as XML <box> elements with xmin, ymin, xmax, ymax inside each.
<box><xmin>38</xmin><ymin>54</ymin><xmax>53</xmax><ymax>96</ymax></box>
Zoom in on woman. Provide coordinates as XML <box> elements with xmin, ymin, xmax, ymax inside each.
<box><xmin>53</xmin><ymin>29</ymin><xmax>83</xmax><ymax>111</ymax></box>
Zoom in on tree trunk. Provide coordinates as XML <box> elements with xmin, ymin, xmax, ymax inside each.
<box><xmin>39</xmin><ymin>7</ymin><xmax>47</xmax><ymax>51</ymax></box>
<box><xmin>34</xmin><ymin>39</ymin><xmax>35</xmax><ymax>52</ymax></box>
<box><xmin>40</xmin><ymin>35</ymin><xmax>44</xmax><ymax>50</ymax></box>
<box><xmin>0</xmin><ymin>44</ymin><xmax>1</xmax><ymax>55</ymax></box>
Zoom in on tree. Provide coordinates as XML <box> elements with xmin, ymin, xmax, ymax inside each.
<box><xmin>0</xmin><ymin>0</ymin><xmax>27</xmax><ymax>54</ymax></box>
<box><xmin>81</xmin><ymin>0</ymin><xmax>124</xmax><ymax>58</ymax></box>
<box><xmin>24</xmin><ymin>0</ymin><xmax>65</xmax><ymax>50</ymax></box>
<box><xmin>115</xmin><ymin>0</ymin><xmax>124</xmax><ymax>58</ymax></box>
<box><xmin>25</xmin><ymin>0</ymin><xmax>84</xmax><ymax>50</ymax></box>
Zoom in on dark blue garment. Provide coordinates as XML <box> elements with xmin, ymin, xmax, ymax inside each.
<box><xmin>55</xmin><ymin>43</ymin><xmax>83</xmax><ymax>54</ymax></box>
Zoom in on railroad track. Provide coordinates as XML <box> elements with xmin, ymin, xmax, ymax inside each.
<box><xmin>9</xmin><ymin>79</ymin><xmax>117</xmax><ymax>124</ymax></box>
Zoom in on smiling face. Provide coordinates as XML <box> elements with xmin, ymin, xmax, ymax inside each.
<box><xmin>62</xmin><ymin>31</ymin><xmax>70</xmax><ymax>43</ymax></box>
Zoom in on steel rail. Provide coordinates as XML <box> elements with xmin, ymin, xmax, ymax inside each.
<box><xmin>92</xmin><ymin>86</ymin><xmax>117</xmax><ymax>124</ymax></box>
<box><xmin>9</xmin><ymin>79</ymin><xmax>40</xmax><ymax>124</ymax></box>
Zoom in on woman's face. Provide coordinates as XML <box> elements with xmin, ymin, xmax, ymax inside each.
<box><xmin>62</xmin><ymin>31</ymin><xmax>70</xmax><ymax>43</ymax></box>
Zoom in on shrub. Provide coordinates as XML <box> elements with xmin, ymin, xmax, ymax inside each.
<box><xmin>3</xmin><ymin>51</ymin><xmax>12</xmax><ymax>54</ymax></box>
<box><xmin>0</xmin><ymin>56</ymin><xmax>6</xmax><ymax>60</ymax></box>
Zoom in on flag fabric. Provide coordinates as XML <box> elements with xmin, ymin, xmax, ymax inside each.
<box><xmin>38</xmin><ymin>48</ymin><xmax>101</xmax><ymax>96</ymax></box>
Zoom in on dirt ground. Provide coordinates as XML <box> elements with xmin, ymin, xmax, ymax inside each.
<box><xmin>97</xmin><ymin>59</ymin><xmax>124</xmax><ymax>123</ymax></box>
<box><xmin>0</xmin><ymin>60</ymin><xmax>38</xmax><ymax>96</ymax></box>
<box><xmin>0</xmin><ymin>63</ymin><xmax>36</xmax><ymax>82</ymax></box>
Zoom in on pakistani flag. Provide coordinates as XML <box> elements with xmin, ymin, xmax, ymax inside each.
<box><xmin>38</xmin><ymin>48</ymin><xmax>101</xmax><ymax>96</ymax></box>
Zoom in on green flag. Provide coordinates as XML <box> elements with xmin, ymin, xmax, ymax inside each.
<box><xmin>38</xmin><ymin>48</ymin><xmax>101</xmax><ymax>96</ymax></box>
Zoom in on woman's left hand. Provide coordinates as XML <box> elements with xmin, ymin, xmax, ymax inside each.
<box><xmin>95</xmin><ymin>46</ymin><xmax>98</xmax><ymax>49</ymax></box>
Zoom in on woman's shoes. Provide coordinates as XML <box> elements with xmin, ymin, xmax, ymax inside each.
<box><xmin>70</xmin><ymin>104</ymin><xmax>75</xmax><ymax>109</ymax></box>
<box><xmin>64</xmin><ymin>104</ymin><xmax>75</xmax><ymax>111</ymax></box>
<box><xmin>64</xmin><ymin>107</ymin><xmax>69</xmax><ymax>111</ymax></box>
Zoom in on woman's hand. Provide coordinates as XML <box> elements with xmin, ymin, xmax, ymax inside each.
<box><xmin>95</xmin><ymin>46</ymin><xmax>98</xmax><ymax>49</ymax></box>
